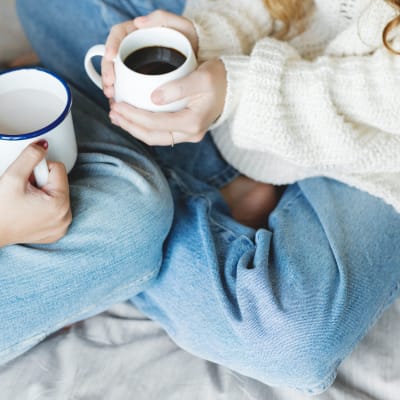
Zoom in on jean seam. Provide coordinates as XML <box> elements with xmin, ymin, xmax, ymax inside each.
<box><xmin>278</xmin><ymin>187</ymin><xmax>303</xmax><ymax>212</ymax></box>
<box><xmin>205</xmin><ymin>165</ymin><xmax>240</xmax><ymax>189</ymax></box>
<box><xmin>206</xmin><ymin>196</ymin><xmax>255</xmax><ymax>246</ymax></box>
<box><xmin>167</xmin><ymin>169</ymin><xmax>254</xmax><ymax>243</ymax></box>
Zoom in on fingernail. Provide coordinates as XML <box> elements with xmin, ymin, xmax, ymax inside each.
<box><xmin>36</xmin><ymin>140</ymin><xmax>48</xmax><ymax>150</ymax></box>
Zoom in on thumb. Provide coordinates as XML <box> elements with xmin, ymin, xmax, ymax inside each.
<box><xmin>5</xmin><ymin>142</ymin><xmax>48</xmax><ymax>182</ymax></box>
<box><xmin>43</xmin><ymin>161</ymin><xmax>69</xmax><ymax>197</ymax></box>
<box><xmin>151</xmin><ymin>69</ymin><xmax>202</xmax><ymax>105</ymax></box>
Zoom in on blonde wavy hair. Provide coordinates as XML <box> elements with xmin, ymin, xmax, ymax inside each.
<box><xmin>263</xmin><ymin>0</ymin><xmax>400</xmax><ymax>54</ymax></box>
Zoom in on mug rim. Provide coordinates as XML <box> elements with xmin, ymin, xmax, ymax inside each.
<box><xmin>117</xmin><ymin>26</ymin><xmax>194</xmax><ymax>78</ymax></box>
<box><xmin>0</xmin><ymin>67</ymin><xmax>72</xmax><ymax>141</ymax></box>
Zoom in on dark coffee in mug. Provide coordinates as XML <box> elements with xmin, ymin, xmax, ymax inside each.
<box><xmin>124</xmin><ymin>46</ymin><xmax>187</xmax><ymax>75</ymax></box>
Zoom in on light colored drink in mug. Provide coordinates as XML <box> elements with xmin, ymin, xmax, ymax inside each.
<box><xmin>0</xmin><ymin>67</ymin><xmax>77</xmax><ymax>187</ymax></box>
<box><xmin>0</xmin><ymin>89</ymin><xmax>65</xmax><ymax>134</ymax></box>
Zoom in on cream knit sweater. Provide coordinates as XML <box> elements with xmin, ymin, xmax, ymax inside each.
<box><xmin>183</xmin><ymin>0</ymin><xmax>400</xmax><ymax>212</ymax></box>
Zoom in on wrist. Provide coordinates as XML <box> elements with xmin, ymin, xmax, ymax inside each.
<box><xmin>208</xmin><ymin>56</ymin><xmax>248</xmax><ymax>130</ymax></box>
<box><xmin>0</xmin><ymin>233</ymin><xmax>12</xmax><ymax>248</ymax></box>
<box><xmin>214</xmin><ymin>59</ymin><xmax>227</xmax><ymax>122</ymax></box>
<box><xmin>0</xmin><ymin>210</ymin><xmax>12</xmax><ymax>248</ymax></box>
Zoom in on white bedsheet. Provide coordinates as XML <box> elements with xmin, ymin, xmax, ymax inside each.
<box><xmin>1</xmin><ymin>299</ymin><xmax>399</xmax><ymax>400</ymax></box>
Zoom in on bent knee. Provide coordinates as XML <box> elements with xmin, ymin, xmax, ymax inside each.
<box><xmin>100</xmin><ymin>168</ymin><xmax>174</xmax><ymax>254</ymax></box>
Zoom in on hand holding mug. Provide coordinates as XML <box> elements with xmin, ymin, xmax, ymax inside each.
<box><xmin>101</xmin><ymin>10</ymin><xmax>199</xmax><ymax>100</ymax></box>
<box><xmin>85</xmin><ymin>10</ymin><xmax>198</xmax><ymax>112</ymax></box>
<box><xmin>0</xmin><ymin>68</ymin><xmax>78</xmax><ymax>187</ymax></box>
<box><xmin>0</xmin><ymin>143</ymin><xmax>72</xmax><ymax>247</ymax></box>
<box><xmin>0</xmin><ymin>67</ymin><xmax>77</xmax><ymax>246</ymax></box>
<box><xmin>85</xmin><ymin>10</ymin><xmax>228</xmax><ymax>146</ymax></box>
<box><xmin>109</xmin><ymin>59</ymin><xmax>227</xmax><ymax>146</ymax></box>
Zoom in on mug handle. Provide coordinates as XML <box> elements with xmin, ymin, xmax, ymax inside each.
<box><xmin>84</xmin><ymin>44</ymin><xmax>106</xmax><ymax>89</ymax></box>
<box><xmin>33</xmin><ymin>158</ymin><xmax>49</xmax><ymax>188</ymax></box>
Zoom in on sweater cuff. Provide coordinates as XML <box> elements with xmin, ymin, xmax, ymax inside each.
<box><xmin>209</xmin><ymin>55</ymin><xmax>250</xmax><ymax>130</ymax></box>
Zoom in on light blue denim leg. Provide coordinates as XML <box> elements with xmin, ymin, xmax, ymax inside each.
<box><xmin>17</xmin><ymin>0</ymin><xmax>238</xmax><ymax>188</ymax></box>
<box><xmin>20</xmin><ymin>0</ymin><xmax>399</xmax><ymax>393</ymax></box>
<box><xmin>0</xmin><ymin>88</ymin><xmax>174</xmax><ymax>365</ymax></box>
<box><xmin>132</xmin><ymin>173</ymin><xmax>400</xmax><ymax>394</ymax></box>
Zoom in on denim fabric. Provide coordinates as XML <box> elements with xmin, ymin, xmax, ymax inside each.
<box><xmin>134</xmin><ymin>175</ymin><xmax>400</xmax><ymax>394</ymax></box>
<box><xmin>13</xmin><ymin>0</ymin><xmax>400</xmax><ymax>394</ymax></box>
<box><xmin>0</xmin><ymin>87</ymin><xmax>174</xmax><ymax>365</ymax></box>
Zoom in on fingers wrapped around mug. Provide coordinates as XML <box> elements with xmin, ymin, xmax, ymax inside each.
<box><xmin>85</xmin><ymin>25</ymin><xmax>197</xmax><ymax>111</ymax></box>
<box><xmin>102</xmin><ymin>20</ymin><xmax>137</xmax><ymax>99</ymax></box>
<box><xmin>134</xmin><ymin>10</ymin><xmax>198</xmax><ymax>54</ymax></box>
<box><xmin>109</xmin><ymin>102</ymin><xmax>206</xmax><ymax>146</ymax></box>
<box><xmin>109</xmin><ymin>59</ymin><xmax>227</xmax><ymax>146</ymax></box>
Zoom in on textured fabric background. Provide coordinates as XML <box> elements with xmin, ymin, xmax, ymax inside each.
<box><xmin>1</xmin><ymin>300</ymin><xmax>400</xmax><ymax>400</ymax></box>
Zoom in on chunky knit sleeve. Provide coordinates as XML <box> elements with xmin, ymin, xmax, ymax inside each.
<box><xmin>183</xmin><ymin>0</ymin><xmax>273</xmax><ymax>61</ymax></box>
<box><xmin>214</xmin><ymin>36</ymin><xmax>400</xmax><ymax>177</ymax></box>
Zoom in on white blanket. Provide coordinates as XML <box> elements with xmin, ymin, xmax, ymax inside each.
<box><xmin>1</xmin><ymin>299</ymin><xmax>400</xmax><ymax>400</ymax></box>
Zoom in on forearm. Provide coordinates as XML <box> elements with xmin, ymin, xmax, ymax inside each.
<box><xmin>0</xmin><ymin>234</ymin><xmax>8</xmax><ymax>249</ymax></box>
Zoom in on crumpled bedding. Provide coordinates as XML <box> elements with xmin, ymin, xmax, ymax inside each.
<box><xmin>1</xmin><ymin>299</ymin><xmax>399</xmax><ymax>400</ymax></box>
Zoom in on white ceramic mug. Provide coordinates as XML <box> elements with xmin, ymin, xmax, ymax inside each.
<box><xmin>0</xmin><ymin>67</ymin><xmax>78</xmax><ymax>187</ymax></box>
<box><xmin>84</xmin><ymin>27</ymin><xmax>197</xmax><ymax>112</ymax></box>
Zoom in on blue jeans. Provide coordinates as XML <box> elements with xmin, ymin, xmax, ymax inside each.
<box><xmin>14</xmin><ymin>0</ymin><xmax>400</xmax><ymax>394</ymax></box>
<box><xmin>0</xmin><ymin>87</ymin><xmax>174</xmax><ymax>364</ymax></box>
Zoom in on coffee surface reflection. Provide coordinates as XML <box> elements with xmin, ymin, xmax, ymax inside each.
<box><xmin>124</xmin><ymin>46</ymin><xmax>187</xmax><ymax>75</ymax></box>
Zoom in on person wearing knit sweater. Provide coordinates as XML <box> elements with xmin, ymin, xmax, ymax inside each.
<box><xmin>105</xmin><ymin>0</ymin><xmax>400</xmax><ymax>213</ymax></box>
<box><xmin>7</xmin><ymin>0</ymin><xmax>400</xmax><ymax>394</ymax></box>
